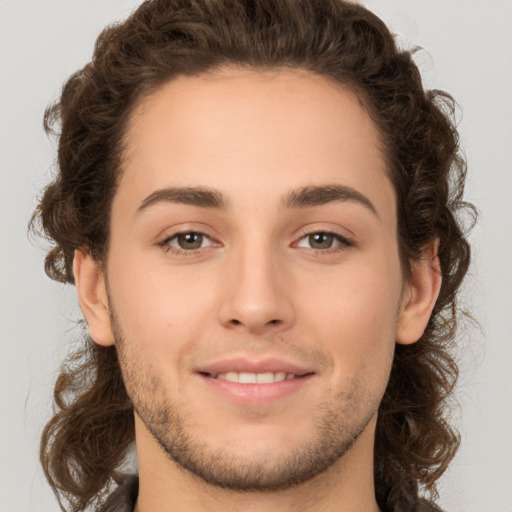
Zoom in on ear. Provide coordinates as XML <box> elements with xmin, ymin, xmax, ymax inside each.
<box><xmin>73</xmin><ymin>248</ymin><xmax>115</xmax><ymax>346</ymax></box>
<box><xmin>396</xmin><ymin>241</ymin><xmax>442</xmax><ymax>345</ymax></box>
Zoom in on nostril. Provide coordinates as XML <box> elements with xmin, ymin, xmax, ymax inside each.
<box><xmin>228</xmin><ymin>318</ymin><xmax>280</xmax><ymax>328</ymax></box>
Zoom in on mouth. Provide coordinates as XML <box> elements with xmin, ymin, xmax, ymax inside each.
<box><xmin>196</xmin><ymin>356</ymin><xmax>314</xmax><ymax>383</ymax></box>
<box><xmin>202</xmin><ymin>371</ymin><xmax>310</xmax><ymax>384</ymax></box>
<box><xmin>195</xmin><ymin>358</ymin><xmax>315</xmax><ymax>405</ymax></box>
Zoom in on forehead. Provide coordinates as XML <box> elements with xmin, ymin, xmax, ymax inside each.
<box><xmin>117</xmin><ymin>67</ymin><xmax>394</xmax><ymax>222</ymax></box>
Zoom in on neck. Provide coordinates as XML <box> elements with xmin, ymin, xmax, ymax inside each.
<box><xmin>133</xmin><ymin>415</ymin><xmax>380</xmax><ymax>512</ymax></box>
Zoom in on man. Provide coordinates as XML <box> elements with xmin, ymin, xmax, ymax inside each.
<box><xmin>33</xmin><ymin>1</ymin><xmax>473</xmax><ymax>511</ymax></box>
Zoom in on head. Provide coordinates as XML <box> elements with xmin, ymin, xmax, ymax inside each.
<box><xmin>34</xmin><ymin>1</ymin><xmax>472</xmax><ymax>511</ymax></box>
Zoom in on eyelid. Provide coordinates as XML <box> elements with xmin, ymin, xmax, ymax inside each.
<box><xmin>156</xmin><ymin>222</ymin><xmax>220</xmax><ymax>243</ymax></box>
<box><xmin>294</xmin><ymin>227</ymin><xmax>353</xmax><ymax>244</ymax></box>
<box><xmin>156</xmin><ymin>225</ymin><xmax>354</xmax><ymax>256</ymax></box>
<box><xmin>166</xmin><ymin>232</ymin><xmax>213</xmax><ymax>247</ymax></box>
<box><xmin>299</xmin><ymin>233</ymin><xmax>348</xmax><ymax>245</ymax></box>
<box><xmin>157</xmin><ymin>227</ymin><xmax>221</xmax><ymax>255</ymax></box>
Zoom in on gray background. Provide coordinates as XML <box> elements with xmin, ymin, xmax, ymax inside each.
<box><xmin>1</xmin><ymin>1</ymin><xmax>511</xmax><ymax>510</ymax></box>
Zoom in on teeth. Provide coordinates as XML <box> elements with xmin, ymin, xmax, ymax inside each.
<box><xmin>225</xmin><ymin>371</ymin><xmax>239</xmax><ymax>382</ymax></box>
<box><xmin>239</xmin><ymin>372</ymin><xmax>256</xmax><ymax>384</ymax></box>
<box><xmin>256</xmin><ymin>372</ymin><xmax>274</xmax><ymax>384</ymax></box>
<box><xmin>214</xmin><ymin>372</ymin><xmax>295</xmax><ymax>383</ymax></box>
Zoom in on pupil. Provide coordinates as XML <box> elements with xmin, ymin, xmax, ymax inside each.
<box><xmin>310</xmin><ymin>233</ymin><xmax>332</xmax><ymax>249</ymax></box>
<box><xmin>178</xmin><ymin>233</ymin><xmax>202</xmax><ymax>249</ymax></box>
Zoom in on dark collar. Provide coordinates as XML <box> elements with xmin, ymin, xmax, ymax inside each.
<box><xmin>98</xmin><ymin>474</ymin><xmax>139</xmax><ymax>512</ymax></box>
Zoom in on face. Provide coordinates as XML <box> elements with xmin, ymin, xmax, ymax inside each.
<box><xmin>88</xmin><ymin>68</ymin><xmax>415</xmax><ymax>490</ymax></box>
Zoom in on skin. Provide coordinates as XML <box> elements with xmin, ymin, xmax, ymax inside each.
<box><xmin>74</xmin><ymin>67</ymin><xmax>441</xmax><ymax>512</ymax></box>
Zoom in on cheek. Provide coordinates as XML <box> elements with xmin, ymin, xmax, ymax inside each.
<box><xmin>300</xmin><ymin>255</ymin><xmax>402</xmax><ymax>379</ymax></box>
<box><xmin>107</xmin><ymin>251</ymin><xmax>216</xmax><ymax>351</ymax></box>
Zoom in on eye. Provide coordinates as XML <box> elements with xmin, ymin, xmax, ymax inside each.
<box><xmin>296</xmin><ymin>232</ymin><xmax>351</xmax><ymax>250</ymax></box>
<box><xmin>163</xmin><ymin>232</ymin><xmax>213</xmax><ymax>251</ymax></box>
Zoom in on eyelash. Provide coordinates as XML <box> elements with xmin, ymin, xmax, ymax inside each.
<box><xmin>295</xmin><ymin>231</ymin><xmax>353</xmax><ymax>255</ymax></box>
<box><xmin>158</xmin><ymin>231</ymin><xmax>215</xmax><ymax>256</ymax></box>
<box><xmin>158</xmin><ymin>230</ymin><xmax>353</xmax><ymax>256</ymax></box>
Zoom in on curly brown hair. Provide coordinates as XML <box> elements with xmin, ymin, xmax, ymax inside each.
<box><xmin>32</xmin><ymin>1</ymin><xmax>474</xmax><ymax>511</ymax></box>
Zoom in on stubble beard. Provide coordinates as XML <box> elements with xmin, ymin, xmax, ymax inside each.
<box><xmin>111</xmin><ymin>313</ymin><xmax>385</xmax><ymax>492</ymax></box>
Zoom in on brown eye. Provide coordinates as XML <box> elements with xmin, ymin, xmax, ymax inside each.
<box><xmin>160</xmin><ymin>231</ymin><xmax>215</xmax><ymax>254</ymax></box>
<box><xmin>161</xmin><ymin>231</ymin><xmax>206</xmax><ymax>251</ymax></box>
<box><xmin>296</xmin><ymin>231</ymin><xmax>352</xmax><ymax>252</ymax></box>
<box><xmin>174</xmin><ymin>232</ymin><xmax>206</xmax><ymax>250</ymax></box>
<box><xmin>308</xmin><ymin>233</ymin><xmax>335</xmax><ymax>249</ymax></box>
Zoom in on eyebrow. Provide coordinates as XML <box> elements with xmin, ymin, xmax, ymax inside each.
<box><xmin>136</xmin><ymin>187</ymin><xmax>230</xmax><ymax>214</ymax></box>
<box><xmin>284</xmin><ymin>184</ymin><xmax>378</xmax><ymax>217</ymax></box>
<box><xmin>136</xmin><ymin>183</ymin><xmax>378</xmax><ymax>217</ymax></box>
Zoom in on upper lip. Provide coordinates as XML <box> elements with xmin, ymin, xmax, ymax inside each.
<box><xmin>196</xmin><ymin>357</ymin><xmax>315</xmax><ymax>376</ymax></box>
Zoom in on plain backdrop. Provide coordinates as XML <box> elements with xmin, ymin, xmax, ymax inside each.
<box><xmin>1</xmin><ymin>1</ymin><xmax>511</xmax><ymax>511</ymax></box>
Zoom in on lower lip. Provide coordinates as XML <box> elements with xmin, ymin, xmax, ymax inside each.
<box><xmin>198</xmin><ymin>373</ymin><xmax>314</xmax><ymax>406</ymax></box>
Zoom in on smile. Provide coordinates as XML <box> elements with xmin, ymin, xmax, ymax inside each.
<box><xmin>199</xmin><ymin>373</ymin><xmax>314</xmax><ymax>406</ymax></box>
<box><xmin>208</xmin><ymin>371</ymin><xmax>298</xmax><ymax>383</ymax></box>
<box><xmin>196</xmin><ymin>357</ymin><xmax>315</xmax><ymax>404</ymax></box>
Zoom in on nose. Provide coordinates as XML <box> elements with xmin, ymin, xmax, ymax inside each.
<box><xmin>218</xmin><ymin>243</ymin><xmax>295</xmax><ymax>335</ymax></box>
